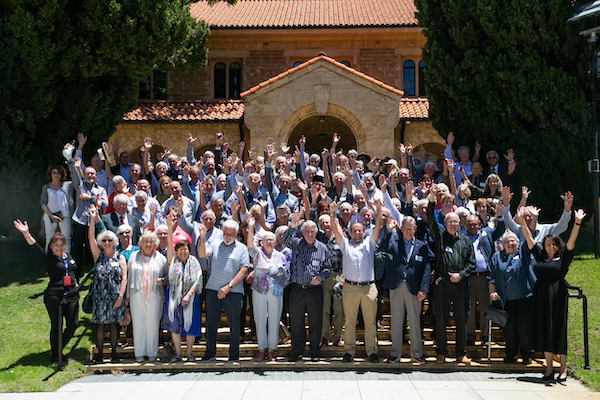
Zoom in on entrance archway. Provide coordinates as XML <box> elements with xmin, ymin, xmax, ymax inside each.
<box><xmin>288</xmin><ymin>115</ymin><xmax>357</xmax><ymax>156</ymax></box>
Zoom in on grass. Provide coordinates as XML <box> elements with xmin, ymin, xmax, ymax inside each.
<box><xmin>0</xmin><ymin>232</ymin><xmax>598</xmax><ymax>392</ymax></box>
<box><xmin>0</xmin><ymin>239</ymin><xmax>93</xmax><ymax>393</ymax></box>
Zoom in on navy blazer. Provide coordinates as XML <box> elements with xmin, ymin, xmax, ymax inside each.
<box><xmin>381</xmin><ymin>230</ymin><xmax>431</xmax><ymax>295</ymax></box>
<box><xmin>100</xmin><ymin>213</ymin><xmax>141</xmax><ymax>245</ymax></box>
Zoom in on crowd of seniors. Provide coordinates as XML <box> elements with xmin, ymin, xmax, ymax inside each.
<box><xmin>14</xmin><ymin>129</ymin><xmax>585</xmax><ymax>380</ymax></box>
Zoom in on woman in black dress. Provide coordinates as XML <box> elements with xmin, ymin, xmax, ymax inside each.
<box><xmin>518</xmin><ymin>206</ymin><xmax>585</xmax><ymax>382</ymax></box>
<box><xmin>14</xmin><ymin>219</ymin><xmax>79</xmax><ymax>365</ymax></box>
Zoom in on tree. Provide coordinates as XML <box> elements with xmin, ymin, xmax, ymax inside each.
<box><xmin>0</xmin><ymin>0</ymin><xmax>235</xmax><ymax>235</ymax></box>
<box><xmin>415</xmin><ymin>0</ymin><xmax>594</xmax><ymax>218</ymax></box>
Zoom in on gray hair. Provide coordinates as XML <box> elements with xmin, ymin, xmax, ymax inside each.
<box><xmin>402</xmin><ymin>215</ymin><xmax>416</xmax><ymax>226</ymax></box>
<box><xmin>501</xmin><ymin>231</ymin><xmax>520</xmax><ymax>246</ymax></box>
<box><xmin>457</xmin><ymin>145</ymin><xmax>470</xmax><ymax>156</ymax></box>
<box><xmin>262</xmin><ymin>231</ymin><xmax>276</xmax><ymax>242</ymax></box>
<box><xmin>116</xmin><ymin>225</ymin><xmax>132</xmax><ymax>236</ymax></box>
<box><xmin>112</xmin><ymin>175</ymin><xmax>126</xmax><ymax>190</ymax></box>
<box><xmin>274</xmin><ymin>225</ymin><xmax>289</xmax><ymax>238</ymax></box>
<box><xmin>156</xmin><ymin>161</ymin><xmax>168</xmax><ymax>170</ymax></box>
<box><xmin>309</xmin><ymin>153</ymin><xmax>321</xmax><ymax>163</ymax></box>
<box><xmin>222</xmin><ymin>219</ymin><xmax>240</xmax><ymax>235</ymax></box>
<box><xmin>332</xmin><ymin>171</ymin><xmax>345</xmax><ymax>181</ymax></box>
<box><xmin>486</xmin><ymin>150</ymin><xmax>499</xmax><ymax>159</ymax></box>
<box><xmin>305</xmin><ymin>166</ymin><xmax>317</xmax><ymax>176</ymax></box>
<box><xmin>485</xmin><ymin>173</ymin><xmax>503</xmax><ymax>192</ymax></box>
<box><xmin>348</xmin><ymin>149</ymin><xmax>358</xmax><ymax>157</ymax></box>
<box><xmin>139</xmin><ymin>231</ymin><xmax>159</xmax><ymax>248</ymax></box>
<box><xmin>134</xmin><ymin>190</ymin><xmax>147</xmax><ymax>201</ymax></box>
<box><xmin>96</xmin><ymin>230</ymin><xmax>118</xmax><ymax>250</ymax></box>
<box><xmin>318</xmin><ymin>214</ymin><xmax>331</xmax><ymax>226</ymax></box>
<box><xmin>113</xmin><ymin>193</ymin><xmax>129</xmax><ymax>206</ymax></box>
<box><xmin>210</xmin><ymin>196</ymin><xmax>224</xmax><ymax>207</ymax></box>
<box><xmin>301</xmin><ymin>220</ymin><xmax>317</xmax><ymax>233</ymax></box>
<box><xmin>455</xmin><ymin>206</ymin><xmax>470</xmax><ymax>218</ymax></box>
<box><xmin>155</xmin><ymin>224</ymin><xmax>168</xmax><ymax>234</ymax></box>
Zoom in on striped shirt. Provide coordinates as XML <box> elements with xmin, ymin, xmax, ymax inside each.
<box><xmin>205</xmin><ymin>240</ymin><xmax>249</xmax><ymax>295</ymax></box>
<box><xmin>282</xmin><ymin>227</ymin><xmax>331</xmax><ymax>285</ymax></box>
<box><xmin>340</xmin><ymin>236</ymin><xmax>376</xmax><ymax>282</ymax></box>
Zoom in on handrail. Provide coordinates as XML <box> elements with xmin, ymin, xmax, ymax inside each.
<box><xmin>565</xmin><ymin>280</ymin><xmax>590</xmax><ymax>369</ymax></box>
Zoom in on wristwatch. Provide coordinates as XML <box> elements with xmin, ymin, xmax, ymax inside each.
<box><xmin>227</xmin><ymin>283</ymin><xmax>233</xmax><ymax>289</ymax></box>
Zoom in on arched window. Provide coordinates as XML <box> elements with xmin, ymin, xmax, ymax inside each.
<box><xmin>293</xmin><ymin>61</ymin><xmax>303</xmax><ymax>68</ymax></box>
<box><xmin>340</xmin><ymin>60</ymin><xmax>351</xmax><ymax>67</ymax></box>
<box><xmin>214</xmin><ymin>63</ymin><xmax>226</xmax><ymax>98</ymax></box>
<box><xmin>403</xmin><ymin>60</ymin><xmax>415</xmax><ymax>96</ymax></box>
<box><xmin>418</xmin><ymin>61</ymin><xmax>426</xmax><ymax>96</ymax></box>
<box><xmin>229</xmin><ymin>62</ymin><xmax>241</xmax><ymax>99</ymax></box>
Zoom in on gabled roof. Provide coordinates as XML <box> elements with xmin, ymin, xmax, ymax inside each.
<box><xmin>189</xmin><ymin>0</ymin><xmax>418</xmax><ymax>29</ymax></box>
<box><xmin>123</xmin><ymin>100</ymin><xmax>244</xmax><ymax>122</ymax></box>
<box><xmin>399</xmin><ymin>98</ymin><xmax>429</xmax><ymax>119</ymax></box>
<box><xmin>241</xmin><ymin>54</ymin><xmax>404</xmax><ymax>98</ymax></box>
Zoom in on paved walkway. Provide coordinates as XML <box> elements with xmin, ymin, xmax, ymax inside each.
<box><xmin>0</xmin><ymin>371</ymin><xmax>598</xmax><ymax>400</ymax></box>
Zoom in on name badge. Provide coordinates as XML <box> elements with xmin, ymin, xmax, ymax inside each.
<box><xmin>415</xmin><ymin>255</ymin><xmax>423</xmax><ymax>262</ymax></box>
<box><xmin>481</xmin><ymin>231</ymin><xmax>487</xmax><ymax>237</ymax></box>
<box><xmin>111</xmin><ymin>261</ymin><xmax>120</xmax><ymax>267</ymax></box>
<box><xmin>513</xmin><ymin>255</ymin><xmax>520</xmax><ymax>260</ymax></box>
<box><xmin>312</xmin><ymin>260</ymin><xmax>320</xmax><ymax>267</ymax></box>
<box><xmin>445</xmin><ymin>247</ymin><xmax>453</xmax><ymax>253</ymax></box>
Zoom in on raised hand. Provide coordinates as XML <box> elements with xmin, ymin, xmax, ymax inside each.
<box><xmin>493</xmin><ymin>200</ymin><xmax>503</xmax><ymax>217</ymax></box>
<box><xmin>504</xmin><ymin>148</ymin><xmax>515</xmax><ymax>162</ymax></box>
<box><xmin>398</xmin><ymin>143</ymin><xmax>406</xmax><ymax>155</ymax></box>
<box><xmin>405</xmin><ymin>180</ymin><xmax>416</xmax><ymax>201</ymax></box>
<box><xmin>112</xmin><ymin>140</ymin><xmax>121</xmax><ymax>153</ymax></box>
<box><xmin>290</xmin><ymin>211</ymin><xmax>304</xmax><ymax>228</ymax></box>
<box><xmin>332</xmin><ymin>132</ymin><xmax>340</xmax><ymax>146</ymax></box>
<box><xmin>187</xmin><ymin>132</ymin><xmax>197</xmax><ymax>145</ymax></box>
<box><xmin>528</xmin><ymin>205</ymin><xmax>540</xmax><ymax>218</ymax></box>
<box><xmin>248</xmin><ymin>147</ymin><xmax>256</xmax><ymax>160</ymax></box>
<box><xmin>329</xmin><ymin>201</ymin><xmax>338</xmax><ymax>215</ymax></box>
<box><xmin>521</xmin><ymin>186</ymin><xmax>531</xmax><ymax>200</ymax></box>
<box><xmin>447</xmin><ymin>132</ymin><xmax>455</xmax><ymax>146</ymax></box>
<box><xmin>387</xmin><ymin>218</ymin><xmax>399</xmax><ymax>231</ymax></box>
<box><xmin>296</xmin><ymin>179</ymin><xmax>308</xmax><ymax>193</ymax></box>
<box><xmin>280</xmin><ymin>142</ymin><xmax>290</xmax><ymax>153</ymax></box>
<box><xmin>13</xmin><ymin>219</ymin><xmax>29</xmax><ymax>235</ymax></box>
<box><xmin>378</xmin><ymin>173</ymin><xmax>387</xmax><ymax>189</ymax></box>
<box><xmin>144</xmin><ymin>137</ymin><xmax>153</xmax><ymax>151</ymax></box>
<box><xmin>198</xmin><ymin>223</ymin><xmax>208</xmax><ymax>237</ymax></box>
<box><xmin>574</xmin><ymin>209</ymin><xmax>586</xmax><ymax>223</ymax></box>
<box><xmin>222</xmin><ymin>142</ymin><xmax>229</xmax><ymax>154</ymax></box>
<box><xmin>166</xmin><ymin>213</ymin><xmax>175</xmax><ymax>229</ymax></box>
<box><xmin>247</xmin><ymin>215</ymin><xmax>255</xmax><ymax>228</ymax></box>
<box><xmin>501</xmin><ymin>186</ymin><xmax>513</xmax><ymax>206</ymax></box>
<box><xmin>406</xmin><ymin>144</ymin><xmax>413</xmax><ymax>156</ymax></box>
<box><xmin>77</xmin><ymin>132</ymin><xmax>88</xmax><ymax>148</ymax></box>
<box><xmin>238</xmin><ymin>141</ymin><xmax>245</xmax><ymax>152</ymax></box>
<box><xmin>563</xmin><ymin>191</ymin><xmax>574</xmax><ymax>212</ymax></box>
<box><xmin>299</xmin><ymin>135</ymin><xmax>306</xmax><ymax>149</ymax></box>
<box><xmin>475</xmin><ymin>140</ymin><xmax>481</xmax><ymax>154</ymax></box>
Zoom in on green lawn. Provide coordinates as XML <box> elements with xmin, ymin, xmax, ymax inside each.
<box><xmin>0</xmin><ymin>239</ymin><xmax>93</xmax><ymax>393</ymax></box>
<box><xmin>0</xmin><ymin>233</ymin><xmax>598</xmax><ymax>392</ymax></box>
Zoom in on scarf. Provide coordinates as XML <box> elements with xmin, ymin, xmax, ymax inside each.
<box><xmin>167</xmin><ymin>255</ymin><xmax>202</xmax><ymax>331</ymax></box>
<box><xmin>140</xmin><ymin>252</ymin><xmax>154</xmax><ymax>307</ymax></box>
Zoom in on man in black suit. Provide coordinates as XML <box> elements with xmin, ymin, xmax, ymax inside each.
<box><xmin>382</xmin><ymin>216</ymin><xmax>430</xmax><ymax>364</ymax></box>
<box><xmin>481</xmin><ymin>149</ymin><xmax>517</xmax><ymax>188</ymax></box>
<box><xmin>100</xmin><ymin>193</ymin><xmax>141</xmax><ymax>245</ymax></box>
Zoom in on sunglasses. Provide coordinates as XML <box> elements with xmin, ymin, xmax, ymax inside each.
<box><xmin>101</xmin><ymin>239</ymin><xmax>114</xmax><ymax>243</ymax></box>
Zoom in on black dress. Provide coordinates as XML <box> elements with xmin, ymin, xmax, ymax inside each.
<box><xmin>531</xmin><ymin>245</ymin><xmax>573</xmax><ymax>354</ymax></box>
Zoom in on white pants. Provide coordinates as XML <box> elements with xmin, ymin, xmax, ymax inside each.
<box><xmin>252</xmin><ymin>288</ymin><xmax>283</xmax><ymax>350</ymax></box>
<box><xmin>389</xmin><ymin>281</ymin><xmax>423</xmax><ymax>358</ymax></box>
<box><xmin>130</xmin><ymin>291</ymin><xmax>164</xmax><ymax>358</ymax></box>
<box><xmin>43</xmin><ymin>213</ymin><xmax>72</xmax><ymax>254</ymax></box>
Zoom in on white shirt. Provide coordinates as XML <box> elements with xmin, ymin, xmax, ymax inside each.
<box><xmin>340</xmin><ymin>235</ymin><xmax>376</xmax><ymax>282</ymax></box>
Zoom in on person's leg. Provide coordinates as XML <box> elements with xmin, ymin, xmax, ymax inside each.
<box><xmin>129</xmin><ymin>292</ymin><xmax>147</xmax><ymax>358</ymax></box>
<box><xmin>342</xmin><ymin>284</ymin><xmax>360</xmax><ymax>356</ymax></box>
<box><xmin>475</xmin><ymin>275</ymin><xmax>489</xmax><ymax>341</ymax></box>
<box><xmin>252</xmin><ymin>290</ymin><xmax>268</xmax><ymax>350</ymax></box>
<box><xmin>204</xmin><ymin>290</ymin><xmax>221</xmax><ymax>359</ymax></box>
<box><xmin>59</xmin><ymin>216</ymin><xmax>73</xmax><ymax>254</ymax></box>
<box><xmin>467</xmin><ymin>275</ymin><xmax>478</xmax><ymax>343</ymax></box>
<box><xmin>71</xmin><ymin>222</ymin><xmax>86</xmax><ymax>281</ymax></box>
<box><xmin>269</xmin><ymin>290</ymin><xmax>284</xmax><ymax>351</ymax></box>
<box><xmin>289</xmin><ymin>286</ymin><xmax>307</xmax><ymax>356</ymax></box>
<box><xmin>224</xmin><ymin>292</ymin><xmax>243</xmax><ymax>360</ymax></box>
<box><xmin>361</xmin><ymin>283</ymin><xmax>379</xmax><ymax>357</ymax></box>
<box><xmin>321</xmin><ymin>274</ymin><xmax>334</xmax><ymax>342</ymax></box>
<box><xmin>109</xmin><ymin>323</ymin><xmax>119</xmax><ymax>359</ymax></box>
<box><xmin>544</xmin><ymin>352</ymin><xmax>554</xmax><ymax>377</ymax></box>
<box><xmin>44</xmin><ymin>290</ymin><xmax>61</xmax><ymax>361</ymax></box>
<box><xmin>388</xmin><ymin>285</ymin><xmax>405</xmax><ymax>359</ymax></box>
<box><xmin>62</xmin><ymin>300</ymin><xmax>79</xmax><ymax>351</ymax></box>
<box><xmin>186</xmin><ymin>336</ymin><xmax>196</xmax><ymax>358</ymax></box>
<box><xmin>146</xmin><ymin>293</ymin><xmax>163</xmax><ymax>358</ymax></box>
<box><xmin>558</xmin><ymin>354</ymin><xmax>567</xmax><ymax>379</ymax></box>
<box><xmin>171</xmin><ymin>332</ymin><xmax>182</xmax><ymax>357</ymax></box>
<box><xmin>501</xmin><ymin>300</ymin><xmax>518</xmax><ymax>361</ymax></box>
<box><xmin>95</xmin><ymin>324</ymin><xmax>105</xmax><ymax>361</ymax></box>
<box><xmin>516</xmin><ymin>296</ymin><xmax>534</xmax><ymax>360</ymax></box>
<box><xmin>403</xmin><ymin>283</ymin><xmax>422</xmax><ymax>358</ymax></box>
<box><xmin>306</xmin><ymin>286</ymin><xmax>324</xmax><ymax>357</ymax></box>
<box><xmin>452</xmin><ymin>279</ymin><xmax>468</xmax><ymax>358</ymax></box>
<box><xmin>432</xmin><ymin>280</ymin><xmax>450</xmax><ymax>356</ymax></box>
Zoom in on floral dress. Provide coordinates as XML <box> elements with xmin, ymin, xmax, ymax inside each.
<box><xmin>91</xmin><ymin>252</ymin><xmax>124</xmax><ymax>324</ymax></box>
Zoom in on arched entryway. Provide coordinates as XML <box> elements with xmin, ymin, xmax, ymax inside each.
<box><xmin>287</xmin><ymin>114</ymin><xmax>357</xmax><ymax>156</ymax></box>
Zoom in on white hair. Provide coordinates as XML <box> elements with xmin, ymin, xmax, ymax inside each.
<box><xmin>222</xmin><ymin>219</ymin><xmax>240</xmax><ymax>235</ymax></box>
<box><xmin>113</xmin><ymin>193</ymin><xmax>129</xmax><ymax>206</ymax></box>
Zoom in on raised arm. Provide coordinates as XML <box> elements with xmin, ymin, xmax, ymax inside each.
<box><xmin>14</xmin><ymin>219</ymin><xmax>36</xmax><ymax>246</ymax></box>
<box><xmin>196</xmin><ymin>223</ymin><xmax>211</xmax><ymax>259</ymax></box>
<box><xmin>566</xmin><ymin>210</ymin><xmax>586</xmax><ymax>251</ymax></box>
<box><xmin>88</xmin><ymin>204</ymin><xmax>101</xmax><ymax>262</ymax></box>
<box><xmin>247</xmin><ymin>216</ymin><xmax>256</xmax><ymax>249</ymax></box>
<box><xmin>166</xmin><ymin>212</ymin><xmax>175</xmax><ymax>264</ymax></box>
<box><xmin>516</xmin><ymin>207</ymin><xmax>535</xmax><ymax>250</ymax></box>
<box><xmin>328</xmin><ymin>201</ymin><xmax>343</xmax><ymax>245</ymax></box>
<box><xmin>371</xmin><ymin>198</ymin><xmax>383</xmax><ymax>240</ymax></box>
<box><xmin>187</xmin><ymin>133</ymin><xmax>197</xmax><ymax>166</ymax></box>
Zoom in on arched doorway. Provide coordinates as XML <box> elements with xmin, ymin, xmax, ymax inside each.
<box><xmin>287</xmin><ymin>115</ymin><xmax>357</xmax><ymax>156</ymax></box>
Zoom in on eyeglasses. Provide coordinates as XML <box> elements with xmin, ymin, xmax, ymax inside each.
<box><xmin>119</xmin><ymin>232</ymin><xmax>131</xmax><ymax>235</ymax></box>
<box><xmin>445</xmin><ymin>220</ymin><xmax>460</xmax><ymax>225</ymax></box>
<box><xmin>101</xmin><ymin>239</ymin><xmax>114</xmax><ymax>243</ymax></box>
<box><xmin>487</xmin><ymin>156</ymin><xmax>498</xmax><ymax>160</ymax></box>
<box><xmin>51</xmin><ymin>171</ymin><xmax>62</xmax><ymax>175</ymax></box>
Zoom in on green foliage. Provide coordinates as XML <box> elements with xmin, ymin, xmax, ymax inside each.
<box><xmin>415</xmin><ymin>0</ymin><xmax>595</xmax><ymax>218</ymax></box>
<box><xmin>0</xmin><ymin>0</ymin><xmax>235</xmax><ymax>235</ymax></box>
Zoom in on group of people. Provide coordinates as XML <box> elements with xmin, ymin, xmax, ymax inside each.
<box><xmin>17</xmin><ymin>130</ymin><xmax>584</xmax><ymax>381</ymax></box>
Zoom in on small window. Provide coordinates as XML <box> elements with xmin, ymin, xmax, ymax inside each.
<box><xmin>340</xmin><ymin>61</ymin><xmax>351</xmax><ymax>67</ymax></box>
<box><xmin>214</xmin><ymin>62</ymin><xmax>226</xmax><ymax>99</ymax></box>
<box><xmin>403</xmin><ymin>60</ymin><xmax>415</xmax><ymax>96</ymax></box>
<box><xmin>229</xmin><ymin>62</ymin><xmax>241</xmax><ymax>99</ymax></box>
<box><xmin>418</xmin><ymin>61</ymin><xmax>426</xmax><ymax>96</ymax></box>
<box><xmin>293</xmin><ymin>61</ymin><xmax>303</xmax><ymax>68</ymax></box>
<box><xmin>138</xmin><ymin>69</ymin><xmax>168</xmax><ymax>100</ymax></box>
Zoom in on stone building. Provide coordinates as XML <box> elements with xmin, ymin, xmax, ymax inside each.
<box><xmin>111</xmin><ymin>0</ymin><xmax>445</xmax><ymax>163</ymax></box>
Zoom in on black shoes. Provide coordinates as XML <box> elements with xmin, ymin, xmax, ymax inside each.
<box><xmin>369</xmin><ymin>353</ymin><xmax>380</xmax><ymax>363</ymax></box>
<box><xmin>343</xmin><ymin>353</ymin><xmax>354</xmax><ymax>362</ymax></box>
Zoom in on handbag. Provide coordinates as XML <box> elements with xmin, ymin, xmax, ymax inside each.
<box><xmin>485</xmin><ymin>296</ymin><xmax>509</xmax><ymax>327</ymax></box>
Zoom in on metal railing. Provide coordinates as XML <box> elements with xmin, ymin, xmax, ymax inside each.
<box><xmin>565</xmin><ymin>280</ymin><xmax>591</xmax><ymax>369</ymax></box>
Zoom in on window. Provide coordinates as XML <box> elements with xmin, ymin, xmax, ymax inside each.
<box><xmin>229</xmin><ymin>62</ymin><xmax>241</xmax><ymax>99</ymax></box>
<box><xmin>418</xmin><ymin>61</ymin><xmax>426</xmax><ymax>96</ymax></box>
<box><xmin>293</xmin><ymin>61</ymin><xmax>303</xmax><ymax>68</ymax></box>
<box><xmin>213</xmin><ymin>61</ymin><xmax>242</xmax><ymax>99</ymax></box>
<box><xmin>138</xmin><ymin>69</ymin><xmax>168</xmax><ymax>100</ymax></box>
<box><xmin>403</xmin><ymin>60</ymin><xmax>415</xmax><ymax>96</ymax></box>
<box><xmin>214</xmin><ymin>62</ymin><xmax>226</xmax><ymax>99</ymax></box>
<box><xmin>340</xmin><ymin>60</ymin><xmax>351</xmax><ymax>67</ymax></box>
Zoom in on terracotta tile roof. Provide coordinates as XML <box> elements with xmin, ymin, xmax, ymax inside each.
<box><xmin>241</xmin><ymin>54</ymin><xmax>404</xmax><ymax>98</ymax></box>
<box><xmin>399</xmin><ymin>98</ymin><xmax>429</xmax><ymax>119</ymax></box>
<box><xmin>189</xmin><ymin>0</ymin><xmax>418</xmax><ymax>29</ymax></box>
<box><xmin>123</xmin><ymin>100</ymin><xmax>245</xmax><ymax>122</ymax></box>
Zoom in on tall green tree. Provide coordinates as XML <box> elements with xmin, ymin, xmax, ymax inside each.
<box><xmin>415</xmin><ymin>0</ymin><xmax>595</xmax><ymax>217</ymax></box>
<box><xmin>0</xmin><ymin>0</ymin><xmax>234</xmax><ymax>235</ymax></box>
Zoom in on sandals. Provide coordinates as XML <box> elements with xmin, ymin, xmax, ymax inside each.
<box><xmin>187</xmin><ymin>354</ymin><xmax>196</xmax><ymax>362</ymax></box>
<box><xmin>170</xmin><ymin>354</ymin><xmax>182</xmax><ymax>363</ymax></box>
